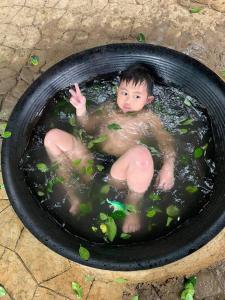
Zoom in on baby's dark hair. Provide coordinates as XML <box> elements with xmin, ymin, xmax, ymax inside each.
<box><xmin>120</xmin><ymin>63</ymin><xmax>154</xmax><ymax>95</ymax></box>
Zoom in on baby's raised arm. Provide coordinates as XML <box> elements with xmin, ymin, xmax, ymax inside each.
<box><xmin>69</xmin><ymin>83</ymin><xmax>101</xmax><ymax>133</ymax></box>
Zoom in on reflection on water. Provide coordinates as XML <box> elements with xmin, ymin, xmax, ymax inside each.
<box><xmin>20</xmin><ymin>72</ymin><xmax>215</xmax><ymax>245</ymax></box>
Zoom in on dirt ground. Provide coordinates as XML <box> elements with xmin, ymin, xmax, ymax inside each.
<box><xmin>0</xmin><ymin>0</ymin><xmax>225</xmax><ymax>299</ymax></box>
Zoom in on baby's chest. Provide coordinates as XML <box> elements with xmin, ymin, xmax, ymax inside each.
<box><xmin>103</xmin><ymin>115</ymin><xmax>149</xmax><ymax>135</ymax></box>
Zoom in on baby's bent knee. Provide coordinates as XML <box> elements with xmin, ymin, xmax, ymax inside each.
<box><xmin>44</xmin><ymin>128</ymin><xmax>60</xmax><ymax>147</ymax></box>
<box><xmin>131</xmin><ymin>145</ymin><xmax>153</xmax><ymax>168</ymax></box>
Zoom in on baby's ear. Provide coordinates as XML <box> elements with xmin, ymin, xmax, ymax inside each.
<box><xmin>146</xmin><ymin>95</ymin><xmax>154</xmax><ymax>104</ymax></box>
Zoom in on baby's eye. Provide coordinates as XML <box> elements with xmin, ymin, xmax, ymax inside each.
<box><xmin>121</xmin><ymin>91</ymin><xmax>128</xmax><ymax>96</ymax></box>
<box><xmin>134</xmin><ymin>95</ymin><xmax>141</xmax><ymax>99</ymax></box>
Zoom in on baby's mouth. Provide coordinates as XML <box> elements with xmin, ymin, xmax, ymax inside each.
<box><xmin>123</xmin><ymin>105</ymin><xmax>131</xmax><ymax>111</ymax></box>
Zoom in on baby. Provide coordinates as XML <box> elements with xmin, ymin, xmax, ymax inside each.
<box><xmin>44</xmin><ymin>63</ymin><xmax>176</xmax><ymax>233</ymax></box>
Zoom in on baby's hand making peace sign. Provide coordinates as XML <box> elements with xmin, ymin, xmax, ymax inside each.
<box><xmin>69</xmin><ymin>83</ymin><xmax>87</xmax><ymax>116</ymax></box>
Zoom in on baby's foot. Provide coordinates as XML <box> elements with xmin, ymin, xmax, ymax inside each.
<box><xmin>122</xmin><ymin>213</ymin><xmax>141</xmax><ymax>233</ymax></box>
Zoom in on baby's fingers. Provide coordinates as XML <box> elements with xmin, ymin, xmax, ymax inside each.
<box><xmin>69</xmin><ymin>89</ymin><xmax>77</xmax><ymax>98</ymax></box>
<box><xmin>70</xmin><ymin>96</ymin><xmax>80</xmax><ymax>106</ymax></box>
<box><xmin>74</xmin><ymin>83</ymin><xmax>82</xmax><ymax>94</ymax></box>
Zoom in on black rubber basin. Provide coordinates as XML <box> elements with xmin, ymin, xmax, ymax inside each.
<box><xmin>2</xmin><ymin>43</ymin><xmax>225</xmax><ymax>271</ymax></box>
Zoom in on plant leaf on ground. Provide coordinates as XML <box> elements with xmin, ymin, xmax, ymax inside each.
<box><xmin>137</xmin><ymin>33</ymin><xmax>146</xmax><ymax>43</ymax></box>
<box><xmin>29</xmin><ymin>55</ymin><xmax>39</xmax><ymax>65</ymax></box>
<box><xmin>71</xmin><ymin>281</ymin><xmax>83</xmax><ymax>299</ymax></box>
<box><xmin>180</xmin><ymin>276</ymin><xmax>197</xmax><ymax>300</ymax></box>
<box><xmin>113</xmin><ymin>277</ymin><xmax>128</xmax><ymax>283</ymax></box>
<box><xmin>189</xmin><ymin>7</ymin><xmax>202</xmax><ymax>13</ymax></box>
<box><xmin>0</xmin><ymin>286</ymin><xmax>6</xmax><ymax>297</ymax></box>
<box><xmin>221</xmin><ymin>69</ymin><xmax>225</xmax><ymax>77</ymax></box>
<box><xmin>84</xmin><ymin>274</ymin><xmax>95</xmax><ymax>282</ymax></box>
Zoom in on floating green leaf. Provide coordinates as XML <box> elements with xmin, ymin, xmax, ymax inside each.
<box><xmin>113</xmin><ymin>277</ymin><xmax>128</xmax><ymax>283</ymax></box>
<box><xmin>149</xmin><ymin>192</ymin><xmax>161</xmax><ymax>202</ymax></box>
<box><xmin>99</xmin><ymin>212</ymin><xmax>108</xmax><ymax>221</ymax></box>
<box><xmin>184</xmin><ymin>98</ymin><xmax>192</xmax><ymax>107</ymax></box>
<box><xmin>180</xmin><ymin>118</ymin><xmax>193</xmax><ymax>126</ymax></box>
<box><xmin>194</xmin><ymin>147</ymin><xmax>203</xmax><ymax>159</ymax></box>
<box><xmin>0</xmin><ymin>286</ymin><xmax>6</xmax><ymax>297</ymax></box>
<box><xmin>126</xmin><ymin>204</ymin><xmax>137</xmax><ymax>214</ymax></box>
<box><xmin>1</xmin><ymin>131</ymin><xmax>12</xmax><ymax>138</ymax></box>
<box><xmin>37</xmin><ymin>191</ymin><xmax>45</xmax><ymax>197</ymax></box>
<box><xmin>85</xmin><ymin>275</ymin><xmax>95</xmax><ymax>282</ymax></box>
<box><xmin>46</xmin><ymin>176</ymin><xmax>64</xmax><ymax>193</ymax></box>
<box><xmin>105</xmin><ymin>216</ymin><xmax>117</xmax><ymax>242</ymax></box>
<box><xmin>120</xmin><ymin>233</ymin><xmax>131</xmax><ymax>239</ymax></box>
<box><xmin>91</xmin><ymin>226</ymin><xmax>98</xmax><ymax>232</ymax></box>
<box><xmin>79</xmin><ymin>202</ymin><xmax>92</xmax><ymax>216</ymax></box>
<box><xmin>166</xmin><ymin>205</ymin><xmax>180</xmax><ymax>217</ymax></box>
<box><xmin>107</xmin><ymin>123</ymin><xmax>122</xmax><ymax>130</ymax></box>
<box><xmin>179</xmin><ymin>128</ymin><xmax>188</xmax><ymax>135</ymax></box>
<box><xmin>146</xmin><ymin>206</ymin><xmax>162</xmax><ymax>218</ymax></box>
<box><xmin>36</xmin><ymin>163</ymin><xmax>49</xmax><ymax>173</ymax></box>
<box><xmin>185</xmin><ymin>185</ymin><xmax>198</xmax><ymax>194</ymax></box>
<box><xmin>190</xmin><ymin>7</ymin><xmax>202</xmax><ymax>13</ymax></box>
<box><xmin>137</xmin><ymin>32</ymin><xmax>146</xmax><ymax>43</ymax></box>
<box><xmin>85</xmin><ymin>165</ymin><xmax>94</xmax><ymax>176</ymax></box>
<box><xmin>131</xmin><ymin>296</ymin><xmax>139</xmax><ymax>300</ymax></box>
<box><xmin>96</xmin><ymin>164</ymin><xmax>104</xmax><ymax>171</ymax></box>
<box><xmin>88</xmin><ymin>134</ymin><xmax>107</xmax><ymax>149</ymax></box>
<box><xmin>93</xmin><ymin>135</ymin><xmax>107</xmax><ymax>143</ymax></box>
<box><xmin>100</xmin><ymin>184</ymin><xmax>110</xmax><ymax>194</ymax></box>
<box><xmin>79</xmin><ymin>245</ymin><xmax>90</xmax><ymax>261</ymax></box>
<box><xmin>99</xmin><ymin>213</ymin><xmax>117</xmax><ymax>241</ymax></box>
<box><xmin>149</xmin><ymin>146</ymin><xmax>161</xmax><ymax>157</ymax></box>
<box><xmin>111</xmin><ymin>210</ymin><xmax>126</xmax><ymax>220</ymax></box>
<box><xmin>100</xmin><ymin>223</ymin><xmax>107</xmax><ymax>233</ymax></box>
<box><xmin>202</xmin><ymin>143</ymin><xmax>208</xmax><ymax>151</ymax></box>
<box><xmin>73</xmin><ymin>159</ymin><xmax>82</xmax><ymax>167</ymax></box>
<box><xmin>71</xmin><ymin>281</ymin><xmax>83</xmax><ymax>299</ymax></box>
<box><xmin>180</xmin><ymin>154</ymin><xmax>189</xmax><ymax>166</ymax></box>
<box><xmin>69</xmin><ymin>115</ymin><xmax>76</xmax><ymax>126</ymax></box>
<box><xmin>166</xmin><ymin>216</ymin><xmax>174</xmax><ymax>227</ymax></box>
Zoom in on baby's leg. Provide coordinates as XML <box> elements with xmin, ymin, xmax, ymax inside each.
<box><xmin>44</xmin><ymin>128</ymin><xmax>93</xmax><ymax>214</ymax></box>
<box><xmin>110</xmin><ymin>145</ymin><xmax>154</xmax><ymax>233</ymax></box>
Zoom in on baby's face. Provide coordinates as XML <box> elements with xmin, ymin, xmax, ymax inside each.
<box><xmin>116</xmin><ymin>80</ymin><xmax>153</xmax><ymax>113</ymax></box>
